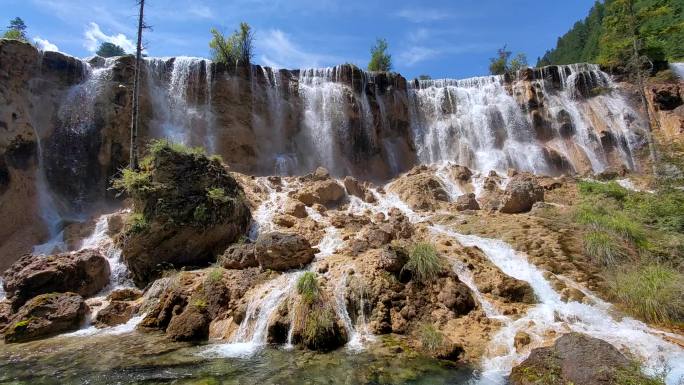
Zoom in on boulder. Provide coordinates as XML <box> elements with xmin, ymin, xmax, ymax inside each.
<box><xmin>166</xmin><ymin>305</ymin><xmax>210</xmax><ymax>342</ymax></box>
<box><xmin>291</xmin><ymin>296</ymin><xmax>348</xmax><ymax>352</ymax></box>
<box><xmin>343</xmin><ymin>176</ymin><xmax>375</xmax><ymax>203</ymax></box>
<box><xmin>494</xmin><ymin>276</ymin><xmax>537</xmax><ymax>304</ymax></box>
<box><xmin>95</xmin><ymin>300</ymin><xmax>136</xmax><ymax>327</ymax></box>
<box><xmin>116</xmin><ymin>142</ymin><xmax>252</xmax><ymax>287</ymax></box>
<box><xmin>3</xmin><ymin>249</ymin><xmax>110</xmax><ymax>309</ymax></box>
<box><xmin>376</xmin><ymin>246</ymin><xmax>409</xmax><ymax>274</ymax></box>
<box><xmin>220</xmin><ymin>243</ymin><xmax>258</xmax><ymax>269</ymax></box>
<box><xmin>255</xmin><ymin>232</ymin><xmax>317</xmax><ymax>271</ymax></box>
<box><xmin>510</xmin><ymin>333</ymin><xmax>651</xmax><ymax>385</ymax></box>
<box><xmin>388</xmin><ymin>169</ymin><xmax>449</xmax><ymax>210</ymax></box>
<box><xmin>294</xmin><ymin>180</ymin><xmax>346</xmax><ymax>207</ymax></box>
<box><xmin>499</xmin><ymin>174</ymin><xmax>544</xmax><ymax>214</ymax></box>
<box><xmin>107</xmin><ymin>288</ymin><xmax>142</xmax><ymax>302</ymax></box>
<box><xmin>284</xmin><ymin>200</ymin><xmax>307</xmax><ymax>218</ymax></box>
<box><xmin>514</xmin><ymin>331</ymin><xmax>531</xmax><ymax>351</ymax></box>
<box><xmin>4</xmin><ymin>292</ymin><xmax>87</xmax><ymax>343</ymax></box>
<box><xmin>455</xmin><ymin>193</ymin><xmax>480</xmax><ymax>211</ymax></box>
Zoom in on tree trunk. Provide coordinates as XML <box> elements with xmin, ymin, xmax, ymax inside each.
<box><xmin>129</xmin><ymin>0</ymin><xmax>145</xmax><ymax>170</ymax></box>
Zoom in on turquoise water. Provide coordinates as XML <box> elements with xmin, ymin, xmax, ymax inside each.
<box><xmin>0</xmin><ymin>331</ymin><xmax>477</xmax><ymax>384</ymax></box>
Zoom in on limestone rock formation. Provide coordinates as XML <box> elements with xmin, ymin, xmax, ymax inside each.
<box><xmin>95</xmin><ymin>300</ymin><xmax>137</xmax><ymax>327</ymax></box>
<box><xmin>116</xmin><ymin>142</ymin><xmax>251</xmax><ymax>287</ymax></box>
<box><xmin>388</xmin><ymin>166</ymin><xmax>449</xmax><ymax>210</ymax></box>
<box><xmin>499</xmin><ymin>173</ymin><xmax>545</xmax><ymax>213</ymax></box>
<box><xmin>455</xmin><ymin>193</ymin><xmax>480</xmax><ymax>211</ymax></box>
<box><xmin>3</xmin><ymin>249</ymin><xmax>110</xmax><ymax>309</ymax></box>
<box><xmin>3</xmin><ymin>292</ymin><xmax>87</xmax><ymax>343</ymax></box>
<box><xmin>255</xmin><ymin>232</ymin><xmax>318</xmax><ymax>271</ymax></box>
<box><xmin>510</xmin><ymin>333</ymin><xmax>653</xmax><ymax>385</ymax></box>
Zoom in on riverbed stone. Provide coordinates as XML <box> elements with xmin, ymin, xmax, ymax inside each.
<box><xmin>4</xmin><ymin>292</ymin><xmax>87</xmax><ymax>343</ymax></box>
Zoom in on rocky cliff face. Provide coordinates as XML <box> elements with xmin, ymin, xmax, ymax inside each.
<box><xmin>0</xmin><ymin>39</ymin><xmax>655</xmax><ymax>270</ymax></box>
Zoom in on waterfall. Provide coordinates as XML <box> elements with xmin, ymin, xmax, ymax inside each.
<box><xmin>333</xmin><ymin>269</ymin><xmax>375</xmax><ymax>351</ymax></box>
<box><xmin>32</xmin><ymin>59</ymin><xmax>115</xmax><ymax>254</ymax></box>
<box><xmin>0</xmin><ymin>278</ymin><xmax>5</xmax><ymax>301</ymax></box>
<box><xmin>670</xmin><ymin>63</ymin><xmax>684</xmax><ymax>80</ymax></box>
<box><xmin>146</xmin><ymin>57</ymin><xmax>215</xmax><ymax>151</ymax></box>
<box><xmin>203</xmin><ymin>272</ymin><xmax>302</xmax><ymax>358</ymax></box>
<box><xmin>298</xmin><ymin>67</ymin><xmax>352</xmax><ymax>175</ymax></box>
<box><xmin>408</xmin><ymin>64</ymin><xmax>642</xmax><ymax>175</ymax></box>
<box><xmin>79</xmin><ymin>213</ymin><xmax>132</xmax><ymax>289</ymax></box>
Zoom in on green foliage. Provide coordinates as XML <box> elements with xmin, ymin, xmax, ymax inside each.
<box><xmin>300</xmin><ymin>305</ymin><xmax>335</xmax><ymax>348</ymax></box>
<box><xmin>3</xmin><ymin>17</ymin><xmax>27</xmax><ymax>42</ymax></box>
<box><xmin>368</xmin><ymin>38</ymin><xmax>392</xmax><ymax>72</ymax></box>
<box><xmin>12</xmin><ymin>319</ymin><xmax>30</xmax><ymax>330</ymax></box>
<box><xmin>148</xmin><ymin>139</ymin><xmax>205</xmax><ymax>157</ymax></box>
<box><xmin>418</xmin><ymin>323</ymin><xmax>445</xmax><ymax>353</ymax></box>
<box><xmin>297</xmin><ymin>272</ymin><xmax>320</xmax><ymax>303</ymax></box>
<box><xmin>611</xmin><ymin>264</ymin><xmax>684</xmax><ymax>324</ymax></box>
<box><xmin>417</xmin><ymin>74</ymin><xmax>432</xmax><ymax>80</ymax></box>
<box><xmin>206</xmin><ymin>267</ymin><xmax>224</xmax><ymax>285</ymax></box>
<box><xmin>207</xmin><ymin>187</ymin><xmax>229</xmax><ymax>204</ymax></box>
<box><xmin>539</xmin><ymin>0</ymin><xmax>684</xmax><ymax>68</ymax></box>
<box><xmin>126</xmin><ymin>213</ymin><xmax>150</xmax><ymax>234</ymax></box>
<box><xmin>112</xmin><ymin>168</ymin><xmax>152</xmax><ymax>195</ymax></box>
<box><xmin>209</xmin><ymin>22</ymin><xmax>254</xmax><ymax>65</ymax></box>
<box><xmin>578</xmin><ymin>180</ymin><xmax>628</xmax><ymax>200</ymax></box>
<box><xmin>403</xmin><ymin>242</ymin><xmax>443</xmax><ymax>283</ymax></box>
<box><xmin>192</xmin><ymin>298</ymin><xmax>208</xmax><ymax>310</ymax></box>
<box><xmin>96</xmin><ymin>42</ymin><xmax>126</xmax><ymax>57</ymax></box>
<box><xmin>625</xmin><ymin>188</ymin><xmax>684</xmax><ymax>233</ymax></box>
<box><xmin>584</xmin><ymin>229</ymin><xmax>628</xmax><ymax>265</ymax></box>
<box><xmin>614</xmin><ymin>362</ymin><xmax>667</xmax><ymax>385</ymax></box>
<box><xmin>489</xmin><ymin>45</ymin><xmax>528</xmax><ymax>75</ymax></box>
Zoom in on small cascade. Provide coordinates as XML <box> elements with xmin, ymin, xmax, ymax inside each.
<box><xmin>204</xmin><ymin>272</ymin><xmax>302</xmax><ymax>358</ymax></box>
<box><xmin>435</xmin><ymin>163</ymin><xmax>464</xmax><ymax>201</ymax></box>
<box><xmin>146</xmin><ymin>57</ymin><xmax>215</xmax><ymax>151</ymax></box>
<box><xmin>448</xmin><ymin>231</ymin><xmax>684</xmax><ymax>385</ymax></box>
<box><xmin>333</xmin><ymin>270</ymin><xmax>375</xmax><ymax>351</ymax></box>
<box><xmin>408</xmin><ymin>64</ymin><xmax>643</xmax><ymax>175</ymax></box>
<box><xmin>248</xmin><ymin>178</ymin><xmax>292</xmax><ymax>240</ymax></box>
<box><xmin>79</xmin><ymin>213</ymin><xmax>132</xmax><ymax>289</ymax></box>
<box><xmin>0</xmin><ymin>278</ymin><xmax>5</xmax><ymax>301</ymax></box>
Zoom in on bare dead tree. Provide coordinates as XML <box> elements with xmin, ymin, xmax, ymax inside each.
<box><xmin>129</xmin><ymin>0</ymin><xmax>145</xmax><ymax>170</ymax></box>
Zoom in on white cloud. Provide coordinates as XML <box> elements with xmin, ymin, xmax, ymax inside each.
<box><xmin>258</xmin><ymin>29</ymin><xmax>341</xmax><ymax>69</ymax></box>
<box><xmin>394</xmin><ymin>8</ymin><xmax>451</xmax><ymax>23</ymax></box>
<box><xmin>398</xmin><ymin>46</ymin><xmax>439</xmax><ymax>66</ymax></box>
<box><xmin>33</xmin><ymin>37</ymin><xmax>60</xmax><ymax>52</ymax></box>
<box><xmin>188</xmin><ymin>4</ymin><xmax>214</xmax><ymax>19</ymax></box>
<box><xmin>83</xmin><ymin>22</ymin><xmax>135</xmax><ymax>53</ymax></box>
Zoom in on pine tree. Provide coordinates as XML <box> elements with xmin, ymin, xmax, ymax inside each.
<box><xmin>130</xmin><ymin>0</ymin><xmax>146</xmax><ymax>170</ymax></box>
<box><xmin>3</xmin><ymin>17</ymin><xmax>28</xmax><ymax>42</ymax></box>
<box><xmin>368</xmin><ymin>38</ymin><xmax>392</xmax><ymax>72</ymax></box>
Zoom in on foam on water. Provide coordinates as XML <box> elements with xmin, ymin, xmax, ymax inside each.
<box><xmin>79</xmin><ymin>213</ymin><xmax>132</xmax><ymax>290</ymax></box>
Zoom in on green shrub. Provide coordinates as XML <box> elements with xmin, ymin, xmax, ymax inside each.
<box><xmin>611</xmin><ymin>264</ymin><xmax>684</xmax><ymax>325</ymax></box>
<box><xmin>300</xmin><ymin>305</ymin><xmax>335</xmax><ymax>349</ymax></box>
<box><xmin>112</xmin><ymin>168</ymin><xmax>152</xmax><ymax>194</ymax></box>
<box><xmin>297</xmin><ymin>272</ymin><xmax>320</xmax><ymax>303</ymax></box>
<box><xmin>403</xmin><ymin>242</ymin><xmax>443</xmax><ymax>283</ymax></box>
<box><xmin>207</xmin><ymin>187</ymin><xmax>229</xmax><ymax>204</ymax></box>
<box><xmin>193</xmin><ymin>204</ymin><xmax>209</xmax><ymax>224</ymax></box>
<box><xmin>206</xmin><ymin>268</ymin><xmax>223</xmax><ymax>284</ymax></box>
<box><xmin>583</xmin><ymin>229</ymin><xmax>629</xmax><ymax>266</ymax></box>
<box><xmin>148</xmin><ymin>139</ymin><xmax>205</xmax><ymax>157</ymax></box>
<box><xmin>192</xmin><ymin>298</ymin><xmax>208</xmax><ymax>310</ymax></box>
<box><xmin>418</xmin><ymin>323</ymin><xmax>445</xmax><ymax>353</ymax></box>
<box><xmin>578</xmin><ymin>180</ymin><xmax>628</xmax><ymax>201</ymax></box>
<box><xmin>126</xmin><ymin>213</ymin><xmax>149</xmax><ymax>234</ymax></box>
<box><xmin>575</xmin><ymin>204</ymin><xmax>647</xmax><ymax>248</ymax></box>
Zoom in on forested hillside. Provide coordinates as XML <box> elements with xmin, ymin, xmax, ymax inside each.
<box><xmin>538</xmin><ymin>0</ymin><xmax>684</xmax><ymax>68</ymax></box>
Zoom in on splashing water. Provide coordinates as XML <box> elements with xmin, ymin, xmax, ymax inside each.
<box><xmin>79</xmin><ymin>213</ymin><xmax>132</xmax><ymax>290</ymax></box>
<box><xmin>670</xmin><ymin>63</ymin><xmax>684</xmax><ymax>80</ymax></box>
<box><xmin>333</xmin><ymin>269</ymin><xmax>375</xmax><ymax>351</ymax></box>
<box><xmin>203</xmin><ymin>272</ymin><xmax>302</xmax><ymax>358</ymax></box>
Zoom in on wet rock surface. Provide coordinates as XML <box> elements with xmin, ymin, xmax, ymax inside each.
<box><xmin>3</xmin><ymin>292</ymin><xmax>87</xmax><ymax>343</ymax></box>
<box><xmin>499</xmin><ymin>173</ymin><xmax>545</xmax><ymax>213</ymax></box>
<box><xmin>254</xmin><ymin>232</ymin><xmax>318</xmax><ymax>271</ymax></box>
<box><xmin>3</xmin><ymin>249</ymin><xmax>110</xmax><ymax>309</ymax></box>
<box><xmin>510</xmin><ymin>333</ymin><xmax>651</xmax><ymax>385</ymax></box>
<box><xmin>117</xmin><ymin>144</ymin><xmax>252</xmax><ymax>287</ymax></box>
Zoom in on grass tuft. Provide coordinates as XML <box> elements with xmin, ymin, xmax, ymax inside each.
<box><xmin>578</xmin><ymin>180</ymin><xmax>628</xmax><ymax>201</ymax></box>
<box><xmin>297</xmin><ymin>272</ymin><xmax>320</xmax><ymax>304</ymax></box>
<box><xmin>611</xmin><ymin>264</ymin><xmax>684</xmax><ymax>325</ymax></box>
<box><xmin>403</xmin><ymin>242</ymin><xmax>443</xmax><ymax>283</ymax></box>
<box><xmin>583</xmin><ymin>229</ymin><xmax>629</xmax><ymax>266</ymax></box>
<box><xmin>418</xmin><ymin>323</ymin><xmax>445</xmax><ymax>353</ymax></box>
<box><xmin>148</xmin><ymin>138</ymin><xmax>205</xmax><ymax>157</ymax></box>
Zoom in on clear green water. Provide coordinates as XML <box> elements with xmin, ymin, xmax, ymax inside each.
<box><xmin>0</xmin><ymin>331</ymin><xmax>477</xmax><ymax>384</ymax></box>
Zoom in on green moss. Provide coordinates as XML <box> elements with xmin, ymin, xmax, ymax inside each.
<box><xmin>192</xmin><ymin>298</ymin><xmax>208</xmax><ymax>310</ymax></box>
<box><xmin>297</xmin><ymin>272</ymin><xmax>320</xmax><ymax>304</ymax></box>
<box><xmin>205</xmin><ymin>268</ymin><xmax>224</xmax><ymax>285</ymax></box>
<box><xmin>207</xmin><ymin>187</ymin><xmax>229</xmax><ymax>204</ymax></box>
<box><xmin>12</xmin><ymin>319</ymin><xmax>30</xmax><ymax>330</ymax></box>
<box><xmin>402</xmin><ymin>242</ymin><xmax>443</xmax><ymax>283</ymax></box>
<box><xmin>193</xmin><ymin>204</ymin><xmax>209</xmax><ymax>224</ymax></box>
<box><xmin>112</xmin><ymin>168</ymin><xmax>152</xmax><ymax>195</ymax></box>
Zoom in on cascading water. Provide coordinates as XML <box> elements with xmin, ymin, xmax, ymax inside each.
<box><xmin>146</xmin><ymin>57</ymin><xmax>215</xmax><ymax>152</ymax></box>
<box><xmin>670</xmin><ymin>63</ymin><xmax>684</xmax><ymax>80</ymax></box>
<box><xmin>409</xmin><ymin>64</ymin><xmax>642</xmax><ymax>175</ymax></box>
<box><xmin>79</xmin><ymin>213</ymin><xmax>132</xmax><ymax>289</ymax></box>
<box><xmin>32</xmin><ymin>59</ymin><xmax>116</xmax><ymax>254</ymax></box>
<box><xmin>298</xmin><ymin>67</ymin><xmax>352</xmax><ymax>176</ymax></box>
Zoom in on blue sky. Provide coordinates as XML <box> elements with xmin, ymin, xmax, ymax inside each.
<box><xmin>2</xmin><ymin>0</ymin><xmax>596</xmax><ymax>79</ymax></box>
